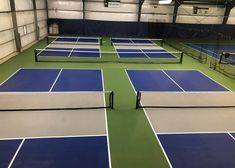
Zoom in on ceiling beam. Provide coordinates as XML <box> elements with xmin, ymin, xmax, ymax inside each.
<box><xmin>10</xmin><ymin>0</ymin><xmax>21</xmax><ymax>52</ymax></box>
<box><xmin>173</xmin><ymin>0</ymin><xmax>183</xmax><ymax>23</ymax></box>
<box><xmin>32</xmin><ymin>0</ymin><xmax>40</xmax><ymax>41</ymax></box>
<box><xmin>138</xmin><ymin>0</ymin><xmax>145</xmax><ymax>22</ymax></box>
<box><xmin>223</xmin><ymin>0</ymin><xmax>235</xmax><ymax>24</ymax></box>
<box><xmin>83</xmin><ymin>0</ymin><xmax>85</xmax><ymax>19</ymax></box>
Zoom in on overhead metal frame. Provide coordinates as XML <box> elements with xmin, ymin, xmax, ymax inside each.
<box><xmin>83</xmin><ymin>0</ymin><xmax>85</xmax><ymax>19</ymax></box>
<box><xmin>223</xmin><ymin>0</ymin><xmax>235</xmax><ymax>24</ymax></box>
<box><xmin>10</xmin><ymin>0</ymin><xmax>21</xmax><ymax>52</ymax></box>
<box><xmin>32</xmin><ymin>0</ymin><xmax>40</xmax><ymax>40</ymax></box>
<box><xmin>173</xmin><ymin>0</ymin><xmax>184</xmax><ymax>23</ymax></box>
<box><xmin>45</xmin><ymin>0</ymin><xmax>50</xmax><ymax>34</ymax></box>
<box><xmin>138</xmin><ymin>0</ymin><xmax>145</xmax><ymax>22</ymax></box>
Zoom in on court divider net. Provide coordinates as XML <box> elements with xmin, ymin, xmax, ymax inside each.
<box><xmin>0</xmin><ymin>91</ymin><xmax>114</xmax><ymax>111</ymax></box>
<box><xmin>209</xmin><ymin>52</ymin><xmax>235</xmax><ymax>79</ymax></box>
<box><xmin>163</xmin><ymin>40</ymin><xmax>208</xmax><ymax>64</ymax></box>
<box><xmin>136</xmin><ymin>91</ymin><xmax>235</xmax><ymax>109</ymax></box>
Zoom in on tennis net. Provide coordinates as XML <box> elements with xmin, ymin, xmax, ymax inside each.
<box><xmin>47</xmin><ymin>36</ymin><xmax>102</xmax><ymax>45</ymax></box>
<box><xmin>111</xmin><ymin>38</ymin><xmax>163</xmax><ymax>46</ymax></box>
<box><xmin>35</xmin><ymin>49</ymin><xmax>183</xmax><ymax>64</ymax></box>
<box><xmin>0</xmin><ymin>91</ymin><xmax>114</xmax><ymax>111</ymax></box>
<box><xmin>136</xmin><ymin>91</ymin><xmax>235</xmax><ymax>109</ymax></box>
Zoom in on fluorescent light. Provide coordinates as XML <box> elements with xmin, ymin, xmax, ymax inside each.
<box><xmin>159</xmin><ymin>0</ymin><xmax>172</xmax><ymax>4</ymax></box>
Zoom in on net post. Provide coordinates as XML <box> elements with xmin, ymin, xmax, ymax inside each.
<box><xmin>109</xmin><ymin>91</ymin><xmax>114</xmax><ymax>109</ymax></box>
<box><xmin>161</xmin><ymin>39</ymin><xmax>164</xmax><ymax>47</ymax></box>
<box><xmin>180</xmin><ymin>52</ymin><xmax>184</xmax><ymax>64</ymax></box>
<box><xmin>110</xmin><ymin>38</ymin><xmax>113</xmax><ymax>46</ymax></box>
<box><xmin>219</xmin><ymin>52</ymin><xmax>223</xmax><ymax>64</ymax></box>
<box><xmin>34</xmin><ymin>49</ymin><xmax>38</xmax><ymax>62</ymax></box>
<box><xmin>100</xmin><ymin>37</ymin><xmax>103</xmax><ymax>46</ymax></box>
<box><xmin>136</xmin><ymin>91</ymin><xmax>141</xmax><ymax>109</ymax></box>
<box><xmin>46</xmin><ymin>36</ymin><xmax>49</xmax><ymax>44</ymax></box>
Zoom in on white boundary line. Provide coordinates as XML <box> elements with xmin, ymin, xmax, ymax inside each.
<box><xmin>157</xmin><ymin>131</ymin><xmax>235</xmax><ymax>135</ymax></box>
<box><xmin>49</xmin><ymin>68</ymin><xmax>63</xmax><ymax>92</ymax></box>
<box><xmin>228</xmin><ymin>133</ymin><xmax>235</xmax><ymax>141</ymax></box>
<box><xmin>101</xmin><ymin>69</ymin><xmax>112</xmax><ymax>168</ymax></box>
<box><xmin>124</xmin><ymin>69</ymin><xmax>173</xmax><ymax>168</ymax></box>
<box><xmin>197</xmin><ymin>70</ymin><xmax>232</xmax><ymax>92</ymax></box>
<box><xmin>0</xmin><ymin>134</ymin><xmax>108</xmax><ymax>141</ymax></box>
<box><xmin>140</xmin><ymin>49</ymin><xmax>150</xmax><ymax>58</ymax></box>
<box><xmin>68</xmin><ymin>38</ymin><xmax>79</xmax><ymax>58</ymax></box>
<box><xmin>142</xmin><ymin>107</ymin><xmax>173</xmax><ymax>168</ymax></box>
<box><xmin>8</xmin><ymin>138</ymin><xmax>25</xmax><ymax>168</ymax></box>
<box><xmin>0</xmin><ymin>68</ymin><xmax>22</xmax><ymax>86</ymax></box>
<box><xmin>125</xmin><ymin>69</ymin><xmax>231</xmax><ymax>93</ymax></box>
<box><xmin>162</xmin><ymin>70</ymin><xmax>185</xmax><ymax>92</ymax></box>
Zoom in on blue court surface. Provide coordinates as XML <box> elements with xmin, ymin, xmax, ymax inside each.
<box><xmin>53</xmin><ymin>37</ymin><xmax>100</xmax><ymax>44</ymax></box>
<box><xmin>0</xmin><ymin>68</ymin><xmax>103</xmax><ymax>92</ymax></box>
<box><xmin>0</xmin><ymin>68</ymin><xmax>110</xmax><ymax>168</ymax></box>
<box><xmin>117</xmin><ymin>49</ymin><xmax>176</xmax><ymax>59</ymax></box>
<box><xmin>158</xmin><ymin>132</ymin><xmax>235</xmax><ymax>168</ymax></box>
<box><xmin>37</xmin><ymin>47</ymin><xmax>100</xmax><ymax>58</ymax></box>
<box><xmin>127</xmin><ymin>69</ymin><xmax>234</xmax><ymax>167</ymax></box>
<box><xmin>111</xmin><ymin>38</ymin><xmax>155</xmax><ymax>45</ymax></box>
<box><xmin>187</xmin><ymin>43</ymin><xmax>235</xmax><ymax>61</ymax></box>
<box><xmin>127</xmin><ymin>70</ymin><xmax>228</xmax><ymax>91</ymax></box>
<box><xmin>0</xmin><ymin>136</ymin><xmax>109</xmax><ymax>168</ymax></box>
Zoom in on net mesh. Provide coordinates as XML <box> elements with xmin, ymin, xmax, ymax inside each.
<box><xmin>209</xmin><ymin>52</ymin><xmax>235</xmax><ymax>79</ymax></box>
<box><xmin>111</xmin><ymin>38</ymin><xmax>163</xmax><ymax>46</ymax></box>
<box><xmin>35</xmin><ymin>49</ymin><xmax>183</xmax><ymax>64</ymax></box>
<box><xmin>136</xmin><ymin>92</ymin><xmax>235</xmax><ymax>109</ymax></box>
<box><xmin>47</xmin><ymin>36</ymin><xmax>102</xmax><ymax>45</ymax></box>
<box><xmin>219</xmin><ymin>52</ymin><xmax>235</xmax><ymax>65</ymax></box>
<box><xmin>0</xmin><ymin>91</ymin><xmax>114</xmax><ymax>111</ymax></box>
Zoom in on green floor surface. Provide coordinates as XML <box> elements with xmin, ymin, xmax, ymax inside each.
<box><xmin>0</xmin><ymin>37</ymin><xmax>234</xmax><ymax>168</ymax></box>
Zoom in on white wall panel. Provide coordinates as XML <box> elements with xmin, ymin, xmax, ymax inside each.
<box><xmin>37</xmin><ymin>10</ymin><xmax>47</xmax><ymax>21</ymax></box>
<box><xmin>142</xmin><ymin>4</ymin><xmax>174</xmax><ymax>14</ymax></box>
<box><xmin>15</xmin><ymin>0</ymin><xmax>33</xmax><ymax>10</ymax></box>
<box><xmin>177</xmin><ymin>4</ymin><xmax>225</xmax><ymax>24</ymax></box>
<box><xmin>178</xmin><ymin>4</ymin><xmax>224</xmax><ymax>16</ymax></box>
<box><xmin>16</xmin><ymin>11</ymin><xmax>35</xmax><ymax>26</ymax></box>
<box><xmin>227</xmin><ymin>8</ymin><xmax>235</xmax><ymax>25</ymax></box>
<box><xmin>48</xmin><ymin>0</ymin><xmax>83</xmax><ymax>11</ymax></box>
<box><xmin>176</xmin><ymin>15</ymin><xmax>224</xmax><ymax>24</ymax></box>
<box><xmin>21</xmin><ymin>33</ymin><xmax>36</xmax><ymax>47</ymax></box>
<box><xmin>18</xmin><ymin>23</ymin><xmax>35</xmax><ymax>36</ymax></box>
<box><xmin>0</xmin><ymin>0</ymin><xmax>11</xmax><ymax>11</ymax></box>
<box><xmin>0</xmin><ymin>13</ymin><xmax>13</xmax><ymax>31</ymax></box>
<box><xmin>0</xmin><ymin>30</ymin><xmax>14</xmax><ymax>44</ymax></box>
<box><xmin>38</xmin><ymin>20</ymin><xmax>47</xmax><ymax>28</ymax></box>
<box><xmin>39</xmin><ymin>27</ymin><xmax>48</xmax><ymax>37</ymax></box>
<box><xmin>0</xmin><ymin>41</ymin><xmax>16</xmax><ymax>60</ymax></box>
<box><xmin>36</xmin><ymin>0</ymin><xmax>46</xmax><ymax>9</ymax></box>
<box><xmin>141</xmin><ymin>14</ymin><xmax>173</xmax><ymax>23</ymax></box>
<box><xmin>86</xmin><ymin>2</ymin><xmax>138</xmax><ymax>13</ymax></box>
<box><xmin>49</xmin><ymin>10</ymin><xmax>83</xmax><ymax>19</ymax></box>
<box><xmin>86</xmin><ymin>12</ymin><xmax>137</xmax><ymax>22</ymax></box>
